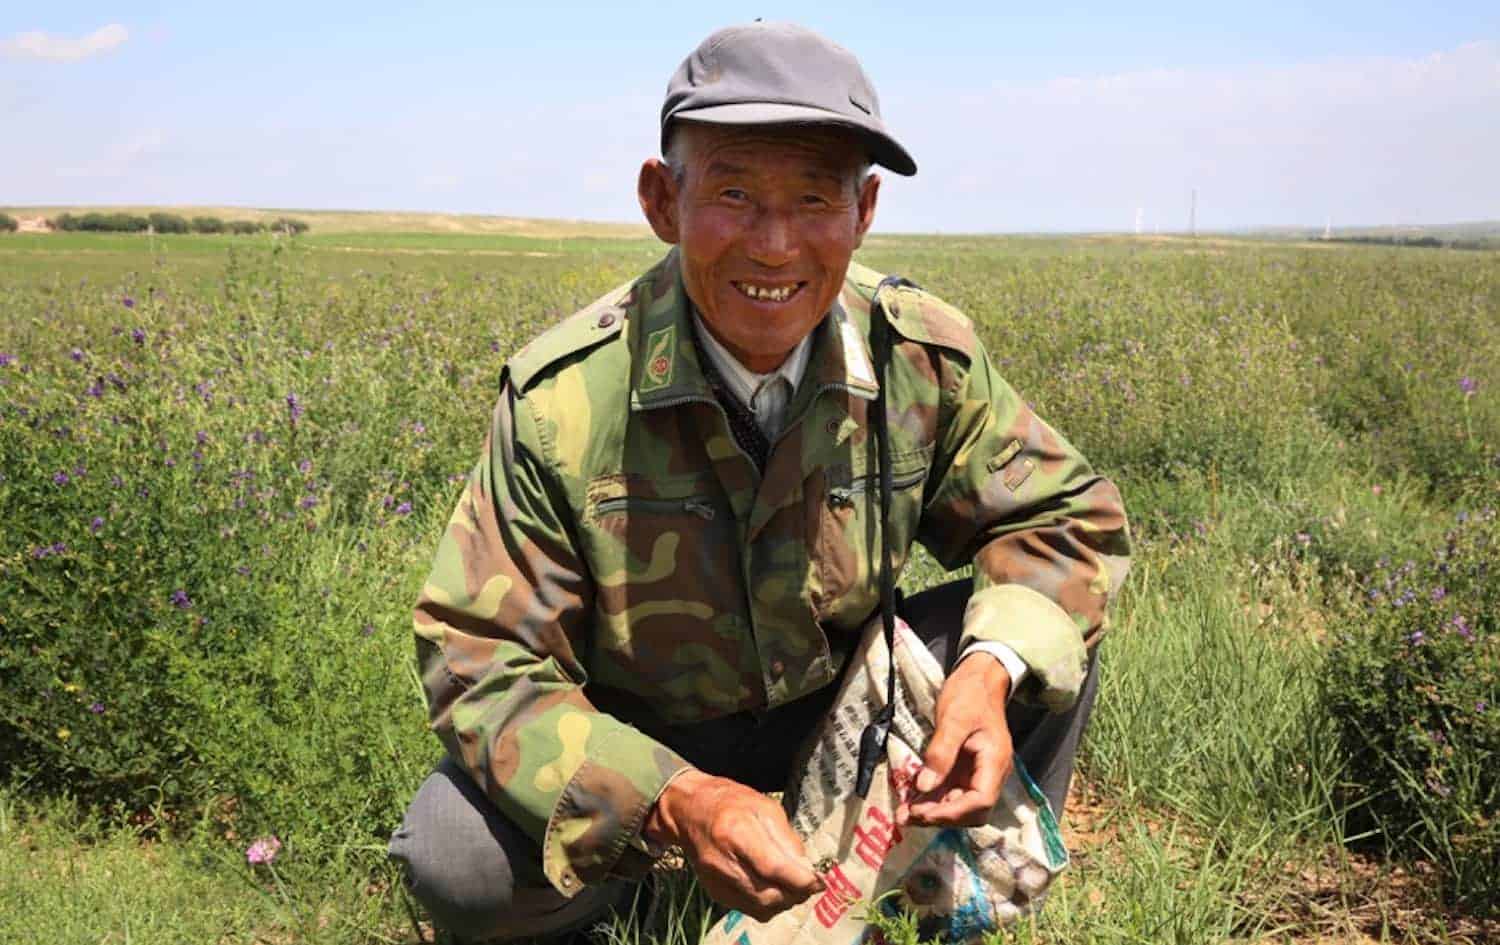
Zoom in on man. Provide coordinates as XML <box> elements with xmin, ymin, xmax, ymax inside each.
<box><xmin>389</xmin><ymin>21</ymin><xmax>1130</xmax><ymax>943</ymax></box>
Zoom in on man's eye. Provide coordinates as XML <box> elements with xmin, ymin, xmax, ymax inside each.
<box><xmin>721</xmin><ymin>188</ymin><xmax>749</xmax><ymax>202</ymax></box>
<box><xmin>802</xmin><ymin>195</ymin><xmax>830</xmax><ymax>208</ymax></box>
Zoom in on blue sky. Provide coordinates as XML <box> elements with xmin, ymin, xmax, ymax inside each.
<box><xmin>3</xmin><ymin>2</ymin><xmax>1498</xmax><ymax>232</ymax></box>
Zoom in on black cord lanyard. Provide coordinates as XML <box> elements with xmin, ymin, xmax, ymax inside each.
<box><xmin>855</xmin><ymin>274</ymin><xmax>916</xmax><ymax>799</ymax></box>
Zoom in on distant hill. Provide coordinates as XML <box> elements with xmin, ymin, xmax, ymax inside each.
<box><xmin>0</xmin><ymin>205</ymin><xmax>651</xmax><ymax>239</ymax></box>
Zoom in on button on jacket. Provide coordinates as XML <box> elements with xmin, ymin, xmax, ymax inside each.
<box><xmin>411</xmin><ymin>248</ymin><xmax>1131</xmax><ymax>896</ymax></box>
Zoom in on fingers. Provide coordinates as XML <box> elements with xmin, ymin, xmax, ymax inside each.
<box><xmin>908</xmin><ymin>729</ymin><xmax>1009</xmax><ymax>827</ymax></box>
<box><xmin>692</xmin><ymin>790</ymin><xmax>825</xmax><ymax>921</ymax></box>
<box><xmin>749</xmin><ymin>809</ymin><xmax>825</xmax><ymax>898</ymax></box>
<box><xmin>916</xmin><ymin>716</ymin><xmax>969</xmax><ymax>794</ymax></box>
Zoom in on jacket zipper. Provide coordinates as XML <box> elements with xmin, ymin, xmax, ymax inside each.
<box><xmin>594</xmin><ymin>495</ymin><xmax>716</xmax><ymax>520</ymax></box>
<box><xmin>828</xmin><ymin>468</ymin><xmax>926</xmax><ymax>508</ymax></box>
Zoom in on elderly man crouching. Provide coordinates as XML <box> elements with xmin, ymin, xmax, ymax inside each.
<box><xmin>388</xmin><ymin>21</ymin><xmax>1130</xmax><ymax>943</ymax></box>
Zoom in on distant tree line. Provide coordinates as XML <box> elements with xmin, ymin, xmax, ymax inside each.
<box><xmin>0</xmin><ymin>213</ymin><xmax>17</xmax><ymax>233</ymax></box>
<box><xmin>47</xmin><ymin>212</ymin><xmax>310</xmax><ymax>236</ymax></box>
<box><xmin>1328</xmin><ymin>234</ymin><xmax>1498</xmax><ymax>252</ymax></box>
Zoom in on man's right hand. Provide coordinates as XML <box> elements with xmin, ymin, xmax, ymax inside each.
<box><xmin>643</xmin><ymin>769</ymin><xmax>824</xmax><ymax>921</ymax></box>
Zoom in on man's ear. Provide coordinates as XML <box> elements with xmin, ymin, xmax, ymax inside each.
<box><xmin>853</xmin><ymin>171</ymin><xmax>881</xmax><ymax>248</ymax></box>
<box><xmin>638</xmin><ymin>159</ymin><xmax>681</xmax><ymax>244</ymax></box>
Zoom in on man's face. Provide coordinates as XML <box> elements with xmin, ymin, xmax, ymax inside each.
<box><xmin>638</xmin><ymin>123</ymin><xmax>880</xmax><ymax>373</ymax></box>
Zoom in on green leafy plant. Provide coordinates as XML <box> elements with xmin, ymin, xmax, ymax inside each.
<box><xmin>269</xmin><ymin>217</ymin><xmax>309</xmax><ymax>236</ymax></box>
<box><xmin>1324</xmin><ymin>509</ymin><xmax>1500</xmax><ymax>915</ymax></box>
<box><xmin>148</xmin><ymin>212</ymin><xmax>191</xmax><ymax>234</ymax></box>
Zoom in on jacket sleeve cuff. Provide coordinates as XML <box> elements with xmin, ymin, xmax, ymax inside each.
<box><xmin>539</xmin><ymin>717</ymin><xmax>692</xmax><ymax>897</ymax></box>
<box><xmin>960</xmin><ymin>583</ymin><xmax>1088</xmax><ymax>712</ymax></box>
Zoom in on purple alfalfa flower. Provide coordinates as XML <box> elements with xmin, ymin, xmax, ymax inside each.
<box><xmin>122</xmin><ymin>296</ymin><xmax>135</xmax><ymax>310</ymax></box>
<box><xmin>30</xmin><ymin>545</ymin><xmax>51</xmax><ymax>559</ymax></box>
<box><xmin>73</xmin><ymin>464</ymin><xmax>86</xmax><ymax>478</ymax></box>
<box><xmin>169</xmin><ymin>589</ymin><xmax>192</xmax><ymax>610</ymax></box>
<box><xmin>88</xmin><ymin>701</ymin><xmax>105</xmax><ymax>715</ymax></box>
<box><xmin>1478</xmin><ymin>701</ymin><xmax>1489</xmax><ymax>714</ymax></box>
<box><xmin>1426</xmin><ymin>777</ymin><xmax>1453</xmax><ymax>799</ymax></box>
<box><xmin>196</xmin><ymin>430</ymin><xmax>209</xmax><ymax>445</ymax></box>
<box><xmin>286</xmin><ymin>392</ymin><xmax>304</xmax><ymax>427</ymax></box>
<box><xmin>110</xmin><ymin>475</ymin><xmax>123</xmax><ymax>489</ymax></box>
<box><xmin>395</xmin><ymin>501</ymin><xmax>412</xmax><ymax>516</ymax></box>
<box><xmin>90</xmin><ymin>516</ymin><xmax>105</xmax><ymax>535</ymax></box>
<box><xmin>411</xmin><ymin>421</ymin><xmax>426</xmax><ymax>435</ymax></box>
<box><xmin>85</xmin><ymin>380</ymin><xmax>103</xmax><ymax>399</ymax></box>
<box><xmin>1431</xmin><ymin>586</ymin><xmax>1448</xmax><ymax>602</ymax></box>
<box><xmin>297</xmin><ymin>458</ymin><xmax>312</xmax><ymax>474</ymax></box>
<box><xmin>0</xmin><ymin>353</ymin><xmax>13</xmax><ymax>367</ymax></box>
<box><xmin>1408</xmin><ymin>630</ymin><xmax>1426</xmax><ymax>645</ymax></box>
<box><xmin>360</xmin><ymin>622</ymin><xmax>376</xmax><ymax>637</ymax></box>
<box><xmin>52</xmin><ymin>471</ymin><xmax>71</xmax><ymax>486</ymax></box>
<box><xmin>489</xmin><ymin>340</ymin><xmax>501</xmax><ymax>353</ymax></box>
<box><xmin>1459</xmin><ymin>376</ymin><xmax>1477</xmax><ymax>396</ymax></box>
<box><xmin>234</xmin><ymin>564</ymin><xmax>251</xmax><ymax>578</ymax></box>
<box><xmin>245</xmin><ymin>836</ymin><xmax>281</xmax><ymax>865</ymax></box>
<box><xmin>130</xmin><ymin>327</ymin><xmax>145</xmax><ymax>345</ymax></box>
<box><xmin>1451</xmin><ymin>615</ymin><xmax>1474</xmax><ymax>641</ymax></box>
<box><xmin>299</xmin><ymin>495</ymin><xmax>318</xmax><ymax>510</ymax></box>
<box><xmin>69</xmin><ymin>348</ymin><xmax>84</xmax><ymax>363</ymax></box>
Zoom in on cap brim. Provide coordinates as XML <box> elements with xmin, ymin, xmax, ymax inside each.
<box><xmin>667</xmin><ymin>102</ymin><xmax>917</xmax><ymax>176</ymax></box>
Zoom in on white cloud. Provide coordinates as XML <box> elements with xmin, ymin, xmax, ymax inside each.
<box><xmin>1</xmin><ymin>24</ymin><xmax>129</xmax><ymax>63</ymax></box>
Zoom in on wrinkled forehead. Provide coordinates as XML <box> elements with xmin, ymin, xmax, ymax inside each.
<box><xmin>671</xmin><ymin>121</ymin><xmax>868</xmax><ymax>178</ymax></box>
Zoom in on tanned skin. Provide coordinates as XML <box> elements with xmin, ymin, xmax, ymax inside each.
<box><xmin>636</xmin><ymin>122</ymin><xmax>1015</xmax><ymax>921</ymax></box>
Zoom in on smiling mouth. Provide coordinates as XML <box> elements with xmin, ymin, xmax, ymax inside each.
<box><xmin>732</xmin><ymin>280</ymin><xmax>806</xmax><ymax>304</ymax></box>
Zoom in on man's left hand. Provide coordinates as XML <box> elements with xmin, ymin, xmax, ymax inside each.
<box><xmin>897</xmin><ymin>651</ymin><xmax>1013</xmax><ymax>828</ymax></box>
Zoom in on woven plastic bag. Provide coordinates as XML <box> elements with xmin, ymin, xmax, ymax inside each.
<box><xmin>701</xmin><ymin>615</ymin><xmax>1068</xmax><ymax>945</ymax></box>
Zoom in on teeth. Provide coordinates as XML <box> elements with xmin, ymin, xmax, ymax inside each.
<box><xmin>737</xmin><ymin>282</ymin><xmax>795</xmax><ymax>302</ymax></box>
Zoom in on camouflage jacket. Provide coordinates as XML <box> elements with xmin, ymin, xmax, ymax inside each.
<box><xmin>413</xmin><ymin>249</ymin><xmax>1130</xmax><ymax>897</ymax></box>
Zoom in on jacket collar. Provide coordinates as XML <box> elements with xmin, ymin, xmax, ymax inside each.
<box><xmin>629</xmin><ymin>249</ymin><xmax>880</xmax><ymax>412</ymax></box>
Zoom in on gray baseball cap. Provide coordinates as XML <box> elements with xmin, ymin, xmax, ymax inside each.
<box><xmin>661</xmin><ymin>21</ymin><xmax>917</xmax><ymax>176</ymax></box>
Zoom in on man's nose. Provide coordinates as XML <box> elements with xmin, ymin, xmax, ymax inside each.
<box><xmin>745</xmin><ymin>209</ymin><xmax>799</xmax><ymax>268</ymax></box>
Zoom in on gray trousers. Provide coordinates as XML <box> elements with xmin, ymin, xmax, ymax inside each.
<box><xmin>388</xmin><ymin>579</ymin><xmax>1101</xmax><ymax>942</ymax></box>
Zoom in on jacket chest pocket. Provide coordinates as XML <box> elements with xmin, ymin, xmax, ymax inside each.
<box><xmin>812</xmin><ymin>445</ymin><xmax>932</xmax><ymax>630</ymax></box>
<box><xmin>579</xmin><ymin>474</ymin><xmax>749</xmax><ymax>702</ymax></box>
